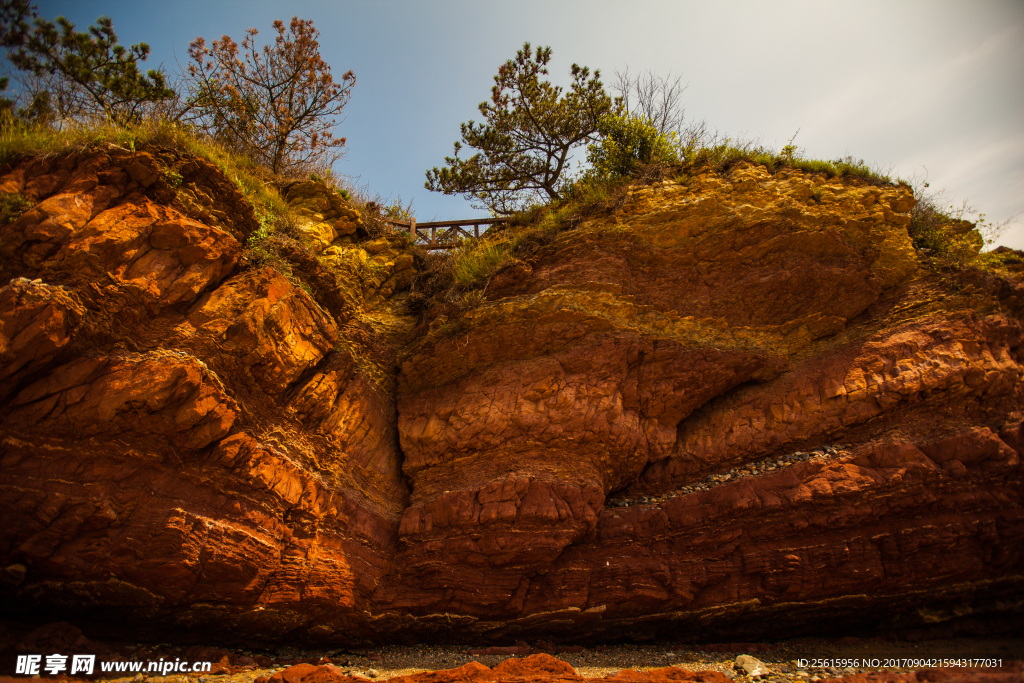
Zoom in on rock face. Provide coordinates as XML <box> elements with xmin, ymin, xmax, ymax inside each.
<box><xmin>0</xmin><ymin>149</ymin><xmax>410</xmax><ymax>643</ymax></box>
<box><xmin>379</xmin><ymin>164</ymin><xmax>1024</xmax><ymax>641</ymax></box>
<box><xmin>1</xmin><ymin>153</ymin><xmax>1022</xmax><ymax>645</ymax></box>
<box><xmin>282</xmin><ymin>180</ymin><xmax>363</xmax><ymax>251</ymax></box>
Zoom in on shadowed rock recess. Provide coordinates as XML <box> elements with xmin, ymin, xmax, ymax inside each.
<box><xmin>1</xmin><ymin>152</ymin><xmax>1021</xmax><ymax>646</ymax></box>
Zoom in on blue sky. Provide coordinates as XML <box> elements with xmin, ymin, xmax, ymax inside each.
<box><xmin>28</xmin><ymin>0</ymin><xmax>1024</xmax><ymax>248</ymax></box>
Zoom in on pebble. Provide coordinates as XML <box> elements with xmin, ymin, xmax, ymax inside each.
<box><xmin>105</xmin><ymin>633</ymin><xmax>954</xmax><ymax>683</ymax></box>
<box><xmin>608</xmin><ymin>445</ymin><xmax>850</xmax><ymax>507</ymax></box>
<box><xmin>735</xmin><ymin>654</ymin><xmax>770</xmax><ymax>678</ymax></box>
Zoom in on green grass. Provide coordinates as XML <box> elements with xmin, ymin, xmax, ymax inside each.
<box><xmin>978</xmin><ymin>248</ymin><xmax>1023</xmax><ymax>270</ymax></box>
<box><xmin>0</xmin><ymin>192</ymin><xmax>32</xmax><ymax>224</ymax></box>
<box><xmin>431</xmin><ymin>173</ymin><xmax>623</xmax><ymax>302</ymax></box>
<box><xmin>0</xmin><ymin>116</ymin><xmax>289</xmax><ymax>219</ymax></box>
<box><xmin>0</xmin><ymin>118</ymin><xmax>143</xmax><ymax>159</ymax></box>
<box><xmin>791</xmin><ymin>155</ymin><xmax>894</xmax><ymax>184</ymax></box>
<box><xmin>452</xmin><ymin>237</ymin><xmax>515</xmax><ymax>287</ymax></box>
<box><xmin>679</xmin><ymin>141</ymin><xmax>894</xmax><ymax>186</ymax></box>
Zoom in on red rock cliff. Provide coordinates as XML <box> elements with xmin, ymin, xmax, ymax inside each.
<box><xmin>1</xmin><ymin>152</ymin><xmax>1021</xmax><ymax>645</ymax></box>
<box><xmin>0</xmin><ymin>148</ymin><xmax>410</xmax><ymax>643</ymax></box>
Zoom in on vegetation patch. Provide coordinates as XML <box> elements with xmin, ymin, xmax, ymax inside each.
<box><xmin>0</xmin><ymin>116</ymin><xmax>290</xmax><ymax>219</ymax></box>
<box><xmin>1</xmin><ymin>2</ymin><xmax>1011</xmax><ymax>339</ymax></box>
<box><xmin>0</xmin><ymin>191</ymin><xmax>31</xmax><ymax>223</ymax></box>
<box><xmin>907</xmin><ymin>190</ymin><xmax>1013</xmax><ymax>277</ymax></box>
<box><xmin>679</xmin><ymin>139</ymin><xmax>895</xmax><ymax>187</ymax></box>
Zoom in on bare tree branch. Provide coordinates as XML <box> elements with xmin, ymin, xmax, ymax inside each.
<box><xmin>612</xmin><ymin>67</ymin><xmax>687</xmax><ymax>137</ymax></box>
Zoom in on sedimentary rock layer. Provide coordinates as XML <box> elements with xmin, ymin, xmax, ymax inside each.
<box><xmin>0</xmin><ymin>151</ymin><xmax>409</xmax><ymax>643</ymax></box>
<box><xmin>379</xmin><ymin>164</ymin><xmax>1024</xmax><ymax>641</ymax></box>
<box><xmin>1</xmin><ymin>154</ymin><xmax>1021</xmax><ymax>644</ymax></box>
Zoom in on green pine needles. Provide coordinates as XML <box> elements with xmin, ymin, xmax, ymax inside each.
<box><xmin>0</xmin><ymin>0</ymin><xmax>174</xmax><ymax>124</ymax></box>
<box><xmin>425</xmin><ymin>42</ymin><xmax>616</xmax><ymax>215</ymax></box>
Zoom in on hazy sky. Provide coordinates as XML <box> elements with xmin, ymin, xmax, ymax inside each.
<box><xmin>30</xmin><ymin>0</ymin><xmax>1024</xmax><ymax>249</ymax></box>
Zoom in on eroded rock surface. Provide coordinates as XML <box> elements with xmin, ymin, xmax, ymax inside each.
<box><xmin>0</xmin><ymin>149</ymin><xmax>410</xmax><ymax>644</ymax></box>
<box><xmin>379</xmin><ymin>164</ymin><xmax>1024</xmax><ymax>641</ymax></box>
<box><xmin>1</xmin><ymin>155</ymin><xmax>1021</xmax><ymax>645</ymax></box>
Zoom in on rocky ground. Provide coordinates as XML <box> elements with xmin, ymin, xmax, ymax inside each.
<box><xmin>251</xmin><ymin>637</ymin><xmax>1024</xmax><ymax>680</ymax></box>
<box><xmin>3</xmin><ymin>621</ymin><xmax>1020</xmax><ymax>682</ymax></box>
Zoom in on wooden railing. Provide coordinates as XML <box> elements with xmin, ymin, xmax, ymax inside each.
<box><xmin>386</xmin><ymin>217</ymin><xmax>511</xmax><ymax>250</ymax></box>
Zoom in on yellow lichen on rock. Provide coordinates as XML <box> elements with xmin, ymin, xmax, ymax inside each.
<box><xmin>283</xmin><ymin>180</ymin><xmax>363</xmax><ymax>252</ymax></box>
<box><xmin>613</xmin><ymin>164</ymin><xmax>917</xmax><ymax>282</ymax></box>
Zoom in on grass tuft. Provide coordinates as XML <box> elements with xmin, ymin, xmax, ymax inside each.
<box><xmin>452</xmin><ymin>237</ymin><xmax>513</xmax><ymax>287</ymax></box>
<box><xmin>679</xmin><ymin>139</ymin><xmax>893</xmax><ymax>186</ymax></box>
<box><xmin>0</xmin><ymin>117</ymin><xmax>290</xmax><ymax>219</ymax></box>
<box><xmin>0</xmin><ymin>192</ymin><xmax>32</xmax><ymax>224</ymax></box>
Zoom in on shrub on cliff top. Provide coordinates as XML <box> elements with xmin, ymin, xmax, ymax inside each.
<box><xmin>907</xmin><ymin>189</ymin><xmax>1008</xmax><ymax>272</ymax></box>
<box><xmin>586</xmin><ymin>112</ymin><xmax>678</xmax><ymax>181</ymax></box>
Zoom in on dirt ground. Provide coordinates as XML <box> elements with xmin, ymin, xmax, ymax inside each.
<box><xmin>76</xmin><ymin>636</ymin><xmax>1024</xmax><ymax>682</ymax></box>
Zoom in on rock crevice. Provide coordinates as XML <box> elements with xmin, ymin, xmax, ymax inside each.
<box><xmin>1</xmin><ymin>153</ymin><xmax>1021</xmax><ymax>644</ymax></box>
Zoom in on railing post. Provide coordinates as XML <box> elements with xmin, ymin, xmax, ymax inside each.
<box><xmin>384</xmin><ymin>216</ymin><xmax>509</xmax><ymax>250</ymax></box>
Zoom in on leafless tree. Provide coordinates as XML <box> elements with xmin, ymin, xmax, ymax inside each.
<box><xmin>611</xmin><ymin>68</ymin><xmax>729</xmax><ymax>158</ymax></box>
<box><xmin>3</xmin><ymin>68</ymin><xmax>87</xmax><ymax>125</ymax></box>
<box><xmin>612</xmin><ymin>67</ymin><xmax>687</xmax><ymax>137</ymax></box>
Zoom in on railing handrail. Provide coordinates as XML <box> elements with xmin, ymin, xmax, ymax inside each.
<box><xmin>384</xmin><ymin>217</ymin><xmax>511</xmax><ymax>228</ymax></box>
<box><xmin>383</xmin><ymin>216</ymin><xmax>512</xmax><ymax>250</ymax></box>
<box><xmin>413</xmin><ymin>217</ymin><xmax>511</xmax><ymax>228</ymax></box>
